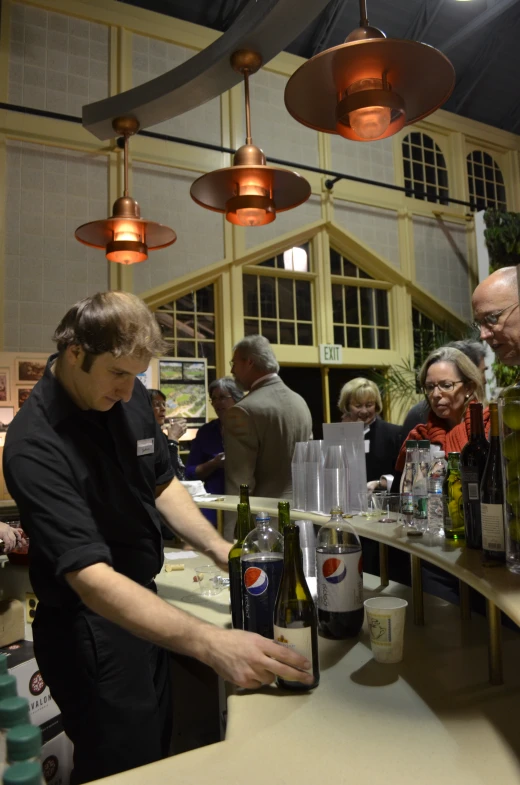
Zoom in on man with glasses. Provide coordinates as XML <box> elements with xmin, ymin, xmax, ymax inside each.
<box><xmin>472</xmin><ymin>266</ymin><xmax>520</xmax><ymax>366</ymax></box>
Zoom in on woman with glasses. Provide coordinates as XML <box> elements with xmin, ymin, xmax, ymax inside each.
<box><xmin>148</xmin><ymin>389</ymin><xmax>187</xmax><ymax>480</ymax></box>
<box><xmin>185</xmin><ymin>377</ymin><xmax>244</xmax><ymax>525</ymax></box>
<box><xmin>394</xmin><ymin>346</ymin><xmax>488</xmax><ymax>480</ymax></box>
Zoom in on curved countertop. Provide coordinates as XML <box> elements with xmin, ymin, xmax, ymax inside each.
<box><xmin>197</xmin><ymin>495</ymin><xmax>520</xmax><ymax>627</ymax></box>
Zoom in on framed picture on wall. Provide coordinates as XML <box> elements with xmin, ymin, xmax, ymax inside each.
<box><xmin>16</xmin><ymin>359</ymin><xmax>46</xmax><ymax>383</ymax></box>
<box><xmin>17</xmin><ymin>387</ymin><xmax>34</xmax><ymax>408</ymax></box>
<box><xmin>0</xmin><ymin>406</ymin><xmax>14</xmax><ymax>428</ymax></box>
<box><xmin>0</xmin><ymin>369</ymin><xmax>9</xmax><ymax>402</ymax></box>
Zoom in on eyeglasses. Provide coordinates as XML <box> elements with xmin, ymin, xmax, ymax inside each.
<box><xmin>211</xmin><ymin>395</ymin><xmax>232</xmax><ymax>403</ymax></box>
<box><xmin>472</xmin><ymin>302</ymin><xmax>518</xmax><ymax>331</ymax></box>
<box><xmin>423</xmin><ymin>380</ymin><xmax>464</xmax><ymax>395</ymax></box>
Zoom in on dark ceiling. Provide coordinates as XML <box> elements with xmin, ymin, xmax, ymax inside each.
<box><xmin>120</xmin><ymin>0</ymin><xmax>520</xmax><ymax>136</ymax></box>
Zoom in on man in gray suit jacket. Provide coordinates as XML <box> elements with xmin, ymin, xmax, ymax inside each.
<box><xmin>224</xmin><ymin>335</ymin><xmax>312</xmax><ymax>532</ymax></box>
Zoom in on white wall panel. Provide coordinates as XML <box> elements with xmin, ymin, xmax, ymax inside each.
<box><xmin>3</xmin><ymin>141</ymin><xmax>109</xmax><ymax>352</ymax></box>
<box><xmin>331</xmin><ymin>135</ymin><xmax>395</xmax><ymax>185</ymax></box>
<box><xmin>132</xmin><ymin>162</ymin><xmax>225</xmax><ymax>294</ymax></box>
<box><xmin>334</xmin><ymin>202</ymin><xmax>400</xmax><ymax>268</ymax></box>
<box><xmin>8</xmin><ymin>2</ymin><xmax>109</xmax><ymax>117</ymax></box>
<box><xmin>413</xmin><ymin>216</ymin><xmax>471</xmax><ymax>320</ymax></box>
<box><xmin>132</xmin><ymin>35</ymin><xmax>221</xmax><ymax>145</ymax></box>
<box><xmin>244</xmin><ymin>195</ymin><xmax>322</xmax><ymax>250</ymax></box>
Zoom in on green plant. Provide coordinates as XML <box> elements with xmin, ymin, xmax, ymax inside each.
<box><xmin>483</xmin><ymin>208</ymin><xmax>520</xmax><ymax>272</ymax></box>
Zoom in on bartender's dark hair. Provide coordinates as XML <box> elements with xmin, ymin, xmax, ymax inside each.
<box><xmin>54</xmin><ymin>291</ymin><xmax>165</xmax><ymax>371</ymax></box>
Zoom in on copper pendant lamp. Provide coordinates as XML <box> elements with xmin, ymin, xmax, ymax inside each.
<box><xmin>75</xmin><ymin>117</ymin><xmax>176</xmax><ymax>264</ymax></box>
<box><xmin>284</xmin><ymin>0</ymin><xmax>455</xmax><ymax>142</ymax></box>
<box><xmin>190</xmin><ymin>50</ymin><xmax>311</xmax><ymax>227</ymax></box>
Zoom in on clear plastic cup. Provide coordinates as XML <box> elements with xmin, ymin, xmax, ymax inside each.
<box><xmin>377</xmin><ymin>493</ymin><xmax>403</xmax><ymax>524</ymax></box>
<box><xmin>195</xmin><ymin>565</ymin><xmax>226</xmax><ymax>597</ymax></box>
<box><xmin>305</xmin><ymin>440</ymin><xmax>324</xmax><ymax>513</ymax></box>
<box><xmin>292</xmin><ymin>441</ymin><xmax>308</xmax><ymax>509</ymax></box>
<box><xmin>323</xmin><ymin>444</ymin><xmax>349</xmax><ymax>514</ymax></box>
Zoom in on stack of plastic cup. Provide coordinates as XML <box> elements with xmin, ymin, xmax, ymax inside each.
<box><xmin>291</xmin><ymin>441</ymin><xmax>308</xmax><ymax>510</ymax></box>
<box><xmin>322</xmin><ymin>444</ymin><xmax>349</xmax><ymax>514</ymax></box>
<box><xmin>294</xmin><ymin>519</ymin><xmax>317</xmax><ymax>577</ymax></box>
<box><xmin>305</xmin><ymin>440</ymin><xmax>324</xmax><ymax>513</ymax></box>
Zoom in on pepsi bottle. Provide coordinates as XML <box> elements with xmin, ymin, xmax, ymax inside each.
<box><xmin>228</xmin><ymin>502</ymin><xmax>254</xmax><ymax>629</ymax></box>
<box><xmin>241</xmin><ymin>512</ymin><xmax>283</xmax><ymax>639</ymax></box>
<box><xmin>316</xmin><ymin>507</ymin><xmax>364</xmax><ymax>639</ymax></box>
<box><xmin>274</xmin><ymin>524</ymin><xmax>319</xmax><ymax>691</ymax></box>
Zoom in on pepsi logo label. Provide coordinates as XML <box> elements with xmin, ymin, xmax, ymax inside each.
<box><xmin>322</xmin><ymin>557</ymin><xmax>347</xmax><ymax>584</ymax></box>
<box><xmin>244</xmin><ymin>566</ymin><xmax>269</xmax><ymax>596</ymax></box>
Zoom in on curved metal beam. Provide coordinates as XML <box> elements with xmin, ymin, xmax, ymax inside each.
<box><xmin>82</xmin><ymin>0</ymin><xmax>331</xmax><ymax>140</ymax></box>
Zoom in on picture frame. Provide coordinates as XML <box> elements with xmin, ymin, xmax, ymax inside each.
<box><xmin>16</xmin><ymin>359</ymin><xmax>46</xmax><ymax>384</ymax></box>
<box><xmin>158</xmin><ymin>358</ymin><xmax>207</xmax><ymax>422</ymax></box>
<box><xmin>0</xmin><ymin>406</ymin><xmax>14</xmax><ymax>428</ymax></box>
<box><xmin>17</xmin><ymin>387</ymin><xmax>34</xmax><ymax>409</ymax></box>
<box><xmin>0</xmin><ymin>368</ymin><xmax>9</xmax><ymax>402</ymax></box>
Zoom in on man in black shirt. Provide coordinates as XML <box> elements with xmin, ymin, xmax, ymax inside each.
<box><xmin>3</xmin><ymin>292</ymin><xmax>311</xmax><ymax>784</ymax></box>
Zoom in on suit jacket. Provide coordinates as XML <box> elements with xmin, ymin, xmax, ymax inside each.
<box><xmin>365</xmin><ymin>418</ymin><xmax>403</xmax><ymax>483</ymax></box>
<box><xmin>224</xmin><ymin>376</ymin><xmax>313</xmax><ymax>499</ymax></box>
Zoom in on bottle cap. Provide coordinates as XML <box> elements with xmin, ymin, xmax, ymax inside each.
<box><xmin>3</xmin><ymin>761</ymin><xmax>42</xmax><ymax>785</ymax></box>
<box><xmin>255</xmin><ymin>512</ymin><xmax>270</xmax><ymax>522</ymax></box>
<box><xmin>0</xmin><ymin>697</ymin><xmax>30</xmax><ymax>729</ymax></box>
<box><xmin>418</xmin><ymin>440</ymin><xmax>430</xmax><ymax>448</ymax></box>
<box><xmin>448</xmin><ymin>451</ymin><xmax>460</xmax><ymax>457</ymax></box>
<box><xmin>7</xmin><ymin>724</ymin><xmax>42</xmax><ymax>762</ymax></box>
<box><xmin>330</xmin><ymin>507</ymin><xmax>343</xmax><ymax>515</ymax></box>
<box><xmin>0</xmin><ymin>654</ymin><xmax>8</xmax><ymax>675</ymax></box>
<box><xmin>0</xmin><ymin>674</ymin><xmax>17</xmax><ymax>701</ymax></box>
<box><xmin>406</xmin><ymin>440</ymin><xmax>418</xmax><ymax>448</ymax></box>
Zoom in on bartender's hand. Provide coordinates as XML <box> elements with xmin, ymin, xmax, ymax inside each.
<box><xmin>202</xmin><ymin>628</ymin><xmax>314</xmax><ymax>689</ymax></box>
<box><xmin>167</xmin><ymin>419</ymin><xmax>187</xmax><ymax>441</ymax></box>
<box><xmin>0</xmin><ymin>523</ymin><xmax>25</xmax><ymax>554</ymax></box>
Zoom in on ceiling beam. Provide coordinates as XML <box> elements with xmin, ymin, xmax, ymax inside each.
<box><xmin>440</xmin><ymin>0</ymin><xmax>520</xmax><ymax>55</ymax></box>
<box><xmin>83</xmin><ymin>0</ymin><xmax>332</xmax><ymax>139</ymax></box>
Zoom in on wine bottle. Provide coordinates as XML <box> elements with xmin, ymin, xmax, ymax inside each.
<box><xmin>228</xmin><ymin>502</ymin><xmax>254</xmax><ymax>629</ymax></box>
<box><xmin>278</xmin><ymin>500</ymin><xmax>291</xmax><ymax>536</ymax></box>
<box><xmin>236</xmin><ymin>484</ymin><xmax>251</xmax><ymax>537</ymax></box>
<box><xmin>461</xmin><ymin>402</ymin><xmax>489</xmax><ymax>549</ymax></box>
<box><xmin>481</xmin><ymin>402</ymin><xmax>506</xmax><ymax>563</ymax></box>
<box><xmin>443</xmin><ymin>452</ymin><xmax>464</xmax><ymax>540</ymax></box>
<box><xmin>273</xmin><ymin>525</ymin><xmax>320</xmax><ymax>691</ymax></box>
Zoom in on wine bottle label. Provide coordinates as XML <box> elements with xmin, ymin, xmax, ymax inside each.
<box><xmin>316</xmin><ymin>551</ymin><xmax>363</xmax><ymax>612</ymax></box>
<box><xmin>481</xmin><ymin>503</ymin><xmax>505</xmax><ymax>552</ymax></box>
<box><xmin>273</xmin><ymin>624</ymin><xmax>313</xmax><ymax>681</ymax></box>
<box><xmin>461</xmin><ymin>469</ymin><xmax>480</xmax><ymax>501</ymax></box>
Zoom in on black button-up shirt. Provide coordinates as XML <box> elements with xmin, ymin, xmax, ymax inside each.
<box><xmin>3</xmin><ymin>355</ymin><xmax>174</xmax><ymax>608</ymax></box>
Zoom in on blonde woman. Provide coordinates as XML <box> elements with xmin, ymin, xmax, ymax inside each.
<box><xmin>338</xmin><ymin>377</ymin><xmax>403</xmax><ymax>492</ymax></box>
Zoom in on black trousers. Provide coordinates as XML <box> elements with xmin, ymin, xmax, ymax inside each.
<box><xmin>33</xmin><ymin>594</ymin><xmax>172</xmax><ymax>785</ymax></box>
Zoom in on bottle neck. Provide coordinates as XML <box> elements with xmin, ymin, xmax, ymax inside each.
<box><xmin>469</xmin><ymin>403</ymin><xmax>485</xmax><ymax>438</ymax></box>
<box><xmin>284</xmin><ymin>527</ymin><xmax>304</xmax><ymax>579</ymax></box>
<box><xmin>235</xmin><ymin>505</ymin><xmax>252</xmax><ymax>542</ymax></box>
<box><xmin>489</xmin><ymin>405</ymin><xmax>499</xmax><ymax>439</ymax></box>
<box><xmin>278</xmin><ymin>506</ymin><xmax>291</xmax><ymax>531</ymax></box>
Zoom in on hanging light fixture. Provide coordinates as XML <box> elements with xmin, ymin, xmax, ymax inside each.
<box><xmin>190</xmin><ymin>50</ymin><xmax>310</xmax><ymax>227</ymax></box>
<box><xmin>284</xmin><ymin>0</ymin><xmax>455</xmax><ymax>142</ymax></box>
<box><xmin>75</xmin><ymin>117</ymin><xmax>176</xmax><ymax>264</ymax></box>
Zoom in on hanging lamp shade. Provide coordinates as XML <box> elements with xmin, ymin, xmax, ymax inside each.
<box><xmin>190</xmin><ymin>50</ymin><xmax>310</xmax><ymax>226</ymax></box>
<box><xmin>284</xmin><ymin>0</ymin><xmax>455</xmax><ymax>142</ymax></box>
<box><xmin>75</xmin><ymin>117</ymin><xmax>176</xmax><ymax>264</ymax></box>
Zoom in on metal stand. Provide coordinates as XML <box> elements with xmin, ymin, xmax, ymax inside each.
<box><xmin>411</xmin><ymin>555</ymin><xmax>424</xmax><ymax>626</ymax></box>
<box><xmin>459</xmin><ymin>580</ymin><xmax>471</xmax><ymax>620</ymax></box>
<box><xmin>486</xmin><ymin>599</ymin><xmax>503</xmax><ymax>686</ymax></box>
<box><xmin>379</xmin><ymin>543</ymin><xmax>389</xmax><ymax>587</ymax></box>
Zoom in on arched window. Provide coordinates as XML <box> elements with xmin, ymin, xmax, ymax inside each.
<box><xmin>466</xmin><ymin>150</ymin><xmax>506</xmax><ymax>211</ymax></box>
<box><xmin>242</xmin><ymin>243</ymin><xmax>314</xmax><ymax>345</ymax></box>
<box><xmin>330</xmin><ymin>248</ymin><xmax>390</xmax><ymax>350</ymax></box>
<box><xmin>402</xmin><ymin>132</ymin><xmax>449</xmax><ymax>205</ymax></box>
<box><xmin>154</xmin><ymin>285</ymin><xmax>216</xmax><ymax>384</ymax></box>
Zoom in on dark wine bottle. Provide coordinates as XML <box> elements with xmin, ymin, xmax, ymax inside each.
<box><xmin>278</xmin><ymin>500</ymin><xmax>291</xmax><ymax>536</ymax></box>
<box><xmin>228</xmin><ymin>502</ymin><xmax>254</xmax><ymax>629</ymax></box>
<box><xmin>273</xmin><ymin>525</ymin><xmax>320</xmax><ymax>691</ymax></box>
<box><xmin>234</xmin><ymin>484</ymin><xmax>250</xmax><ymax>539</ymax></box>
<box><xmin>481</xmin><ymin>402</ymin><xmax>506</xmax><ymax>563</ymax></box>
<box><xmin>461</xmin><ymin>402</ymin><xmax>489</xmax><ymax>549</ymax></box>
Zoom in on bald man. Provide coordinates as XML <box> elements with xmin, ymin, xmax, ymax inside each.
<box><xmin>472</xmin><ymin>266</ymin><xmax>520</xmax><ymax>366</ymax></box>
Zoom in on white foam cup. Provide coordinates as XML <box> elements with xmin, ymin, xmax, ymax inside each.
<box><xmin>364</xmin><ymin>596</ymin><xmax>408</xmax><ymax>663</ymax></box>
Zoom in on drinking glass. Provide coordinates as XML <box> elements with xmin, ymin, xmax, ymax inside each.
<box><xmin>377</xmin><ymin>493</ymin><xmax>403</xmax><ymax>524</ymax></box>
<box><xmin>358</xmin><ymin>491</ymin><xmax>385</xmax><ymax>519</ymax></box>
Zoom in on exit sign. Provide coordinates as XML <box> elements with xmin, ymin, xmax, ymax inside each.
<box><xmin>319</xmin><ymin>344</ymin><xmax>342</xmax><ymax>364</ymax></box>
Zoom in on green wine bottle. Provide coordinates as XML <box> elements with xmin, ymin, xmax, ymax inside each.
<box><xmin>278</xmin><ymin>501</ymin><xmax>291</xmax><ymax>536</ymax></box>
<box><xmin>236</xmin><ymin>484</ymin><xmax>251</xmax><ymax>536</ymax></box>
<box><xmin>229</xmin><ymin>502</ymin><xmax>254</xmax><ymax>629</ymax></box>
<box><xmin>273</xmin><ymin>524</ymin><xmax>320</xmax><ymax>691</ymax></box>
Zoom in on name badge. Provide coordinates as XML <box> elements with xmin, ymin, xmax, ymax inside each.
<box><xmin>137</xmin><ymin>438</ymin><xmax>154</xmax><ymax>456</ymax></box>
<box><xmin>364</xmin><ymin>439</ymin><xmax>370</xmax><ymax>454</ymax></box>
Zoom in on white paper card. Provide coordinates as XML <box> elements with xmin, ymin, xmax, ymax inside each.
<box><xmin>164</xmin><ymin>551</ymin><xmax>198</xmax><ymax>561</ymax></box>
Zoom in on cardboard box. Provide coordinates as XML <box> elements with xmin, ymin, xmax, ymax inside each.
<box><xmin>41</xmin><ymin>717</ymin><xmax>73</xmax><ymax>785</ymax></box>
<box><xmin>0</xmin><ymin>599</ymin><xmax>25</xmax><ymax>647</ymax></box>
<box><xmin>0</xmin><ymin>640</ymin><xmax>59</xmax><ymax>725</ymax></box>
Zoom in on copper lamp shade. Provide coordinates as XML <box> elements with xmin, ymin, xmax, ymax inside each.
<box><xmin>284</xmin><ymin>0</ymin><xmax>455</xmax><ymax>142</ymax></box>
<box><xmin>190</xmin><ymin>51</ymin><xmax>310</xmax><ymax>226</ymax></box>
<box><xmin>75</xmin><ymin>118</ymin><xmax>176</xmax><ymax>264</ymax></box>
